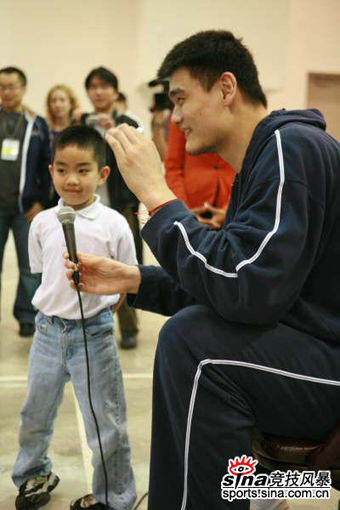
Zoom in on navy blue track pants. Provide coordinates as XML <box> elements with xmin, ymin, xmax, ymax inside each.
<box><xmin>148</xmin><ymin>305</ymin><xmax>340</xmax><ymax>510</ymax></box>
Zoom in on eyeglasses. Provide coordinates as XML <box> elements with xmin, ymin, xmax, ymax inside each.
<box><xmin>88</xmin><ymin>84</ymin><xmax>112</xmax><ymax>92</ymax></box>
<box><xmin>0</xmin><ymin>85</ymin><xmax>22</xmax><ymax>93</ymax></box>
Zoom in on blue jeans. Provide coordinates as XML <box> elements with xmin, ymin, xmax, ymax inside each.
<box><xmin>0</xmin><ymin>207</ymin><xmax>40</xmax><ymax>324</ymax></box>
<box><xmin>12</xmin><ymin>308</ymin><xmax>136</xmax><ymax>510</ymax></box>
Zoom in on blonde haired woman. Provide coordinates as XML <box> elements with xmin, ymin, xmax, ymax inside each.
<box><xmin>45</xmin><ymin>84</ymin><xmax>80</xmax><ymax>205</ymax></box>
<box><xmin>46</xmin><ymin>84</ymin><xmax>79</xmax><ymax>139</ymax></box>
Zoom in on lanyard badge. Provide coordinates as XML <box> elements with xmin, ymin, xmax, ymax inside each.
<box><xmin>1</xmin><ymin>138</ymin><xmax>20</xmax><ymax>161</ymax></box>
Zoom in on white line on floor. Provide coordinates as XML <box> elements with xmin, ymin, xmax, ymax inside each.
<box><xmin>0</xmin><ymin>376</ymin><xmax>27</xmax><ymax>382</ymax></box>
<box><xmin>0</xmin><ymin>373</ymin><xmax>153</xmax><ymax>383</ymax></box>
<box><xmin>123</xmin><ymin>373</ymin><xmax>153</xmax><ymax>379</ymax></box>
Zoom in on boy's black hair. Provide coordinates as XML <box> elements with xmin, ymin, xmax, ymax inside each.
<box><xmin>85</xmin><ymin>66</ymin><xmax>119</xmax><ymax>91</ymax></box>
<box><xmin>157</xmin><ymin>30</ymin><xmax>267</xmax><ymax>108</ymax></box>
<box><xmin>0</xmin><ymin>66</ymin><xmax>27</xmax><ymax>87</ymax></box>
<box><xmin>52</xmin><ymin>125</ymin><xmax>107</xmax><ymax>169</ymax></box>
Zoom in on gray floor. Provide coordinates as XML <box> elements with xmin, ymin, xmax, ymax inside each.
<box><xmin>0</xmin><ymin>233</ymin><xmax>338</xmax><ymax>509</ymax></box>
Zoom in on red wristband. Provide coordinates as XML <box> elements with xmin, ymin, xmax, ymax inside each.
<box><xmin>148</xmin><ymin>199</ymin><xmax>178</xmax><ymax>217</ymax></box>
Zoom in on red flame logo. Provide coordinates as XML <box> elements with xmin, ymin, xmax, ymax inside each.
<box><xmin>228</xmin><ymin>455</ymin><xmax>258</xmax><ymax>476</ymax></box>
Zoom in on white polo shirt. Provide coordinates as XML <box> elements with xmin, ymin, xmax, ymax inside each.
<box><xmin>29</xmin><ymin>195</ymin><xmax>137</xmax><ymax>319</ymax></box>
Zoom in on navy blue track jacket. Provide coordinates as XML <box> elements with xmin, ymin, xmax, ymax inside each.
<box><xmin>131</xmin><ymin>109</ymin><xmax>340</xmax><ymax>343</ymax></box>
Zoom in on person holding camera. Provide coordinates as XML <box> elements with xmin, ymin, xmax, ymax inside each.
<box><xmin>80</xmin><ymin>67</ymin><xmax>141</xmax><ymax>349</ymax></box>
<box><xmin>148</xmin><ymin>79</ymin><xmax>173</xmax><ymax>161</ymax></box>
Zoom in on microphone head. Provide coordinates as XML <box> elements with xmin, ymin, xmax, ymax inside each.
<box><xmin>57</xmin><ymin>206</ymin><xmax>76</xmax><ymax>225</ymax></box>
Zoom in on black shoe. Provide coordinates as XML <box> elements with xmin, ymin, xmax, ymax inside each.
<box><xmin>120</xmin><ymin>331</ymin><xmax>137</xmax><ymax>349</ymax></box>
<box><xmin>15</xmin><ymin>472</ymin><xmax>60</xmax><ymax>509</ymax></box>
<box><xmin>70</xmin><ymin>494</ymin><xmax>107</xmax><ymax>509</ymax></box>
<box><xmin>19</xmin><ymin>323</ymin><xmax>35</xmax><ymax>337</ymax></box>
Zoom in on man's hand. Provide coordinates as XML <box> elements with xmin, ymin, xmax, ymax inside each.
<box><xmin>96</xmin><ymin>113</ymin><xmax>115</xmax><ymax>131</ymax></box>
<box><xmin>65</xmin><ymin>252</ymin><xmax>141</xmax><ymax>295</ymax></box>
<box><xmin>72</xmin><ymin>108</ymin><xmax>84</xmax><ymax>123</ymax></box>
<box><xmin>24</xmin><ymin>202</ymin><xmax>43</xmax><ymax>222</ymax></box>
<box><xmin>106</xmin><ymin>124</ymin><xmax>176</xmax><ymax>210</ymax></box>
<box><xmin>191</xmin><ymin>202</ymin><xmax>226</xmax><ymax>230</ymax></box>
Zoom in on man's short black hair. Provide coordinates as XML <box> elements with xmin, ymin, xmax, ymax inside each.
<box><xmin>52</xmin><ymin>125</ymin><xmax>107</xmax><ymax>169</ymax></box>
<box><xmin>157</xmin><ymin>30</ymin><xmax>267</xmax><ymax>108</ymax></box>
<box><xmin>85</xmin><ymin>67</ymin><xmax>119</xmax><ymax>91</ymax></box>
<box><xmin>0</xmin><ymin>66</ymin><xmax>27</xmax><ymax>87</ymax></box>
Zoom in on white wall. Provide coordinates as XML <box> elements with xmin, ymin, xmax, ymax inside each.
<box><xmin>136</xmin><ymin>0</ymin><xmax>289</xmax><ymax>88</ymax></box>
<box><xmin>269</xmin><ymin>0</ymin><xmax>340</xmax><ymax>111</ymax></box>
<box><xmin>134</xmin><ymin>0</ymin><xmax>290</xmax><ymax>125</ymax></box>
<box><xmin>0</xmin><ymin>0</ymin><xmax>140</xmax><ymax>116</ymax></box>
<box><xmin>1</xmin><ymin>0</ymin><xmax>339</xmax><ymax>128</ymax></box>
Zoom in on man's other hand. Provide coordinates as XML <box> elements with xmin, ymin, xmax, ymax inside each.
<box><xmin>64</xmin><ymin>252</ymin><xmax>141</xmax><ymax>295</ymax></box>
<box><xmin>191</xmin><ymin>202</ymin><xmax>226</xmax><ymax>229</ymax></box>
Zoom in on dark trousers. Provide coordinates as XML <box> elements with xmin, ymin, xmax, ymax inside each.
<box><xmin>149</xmin><ymin>304</ymin><xmax>340</xmax><ymax>509</ymax></box>
<box><xmin>117</xmin><ymin>204</ymin><xmax>142</xmax><ymax>335</ymax></box>
<box><xmin>0</xmin><ymin>207</ymin><xmax>39</xmax><ymax>325</ymax></box>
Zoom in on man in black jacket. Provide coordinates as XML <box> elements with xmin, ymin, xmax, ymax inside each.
<box><xmin>0</xmin><ymin>66</ymin><xmax>50</xmax><ymax>337</ymax></box>
<box><xmin>68</xmin><ymin>32</ymin><xmax>340</xmax><ymax>509</ymax></box>
<box><xmin>81</xmin><ymin>67</ymin><xmax>141</xmax><ymax>349</ymax></box>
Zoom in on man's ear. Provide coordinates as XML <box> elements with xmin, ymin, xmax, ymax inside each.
<box><xmin>220</xmin><ymin>72</ymin><xmax>237</xmax><ymax>106</ymax></box>
<box><xmin>98</xmin><ymin>165</ymin><xmax>110</xmax><ymax>185</ymax></box>
<box><xmin>48</xmin><ymin>164</ymin><xmax>54</xmax><ymax>178</ymax></box>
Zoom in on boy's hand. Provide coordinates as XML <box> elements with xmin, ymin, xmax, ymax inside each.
<box><xmin>25</xmin><ymin>202</ymin><xmax>43</xmax><ymax>222</ymax></box>
<box><xmin>64</xmin><ymin>252</ymin><xmax>141</xmax><ymax>295</ymax></box>
<box><xmin>112</xmin><ymin>293</ymin><xmax>126</xmax><ymax>313</ymax></box>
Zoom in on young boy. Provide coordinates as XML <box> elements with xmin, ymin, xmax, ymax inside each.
<box><xmin>12</xmin><ymin>125</ymin><xmax>137</xmax><ymax>510</ymax></box>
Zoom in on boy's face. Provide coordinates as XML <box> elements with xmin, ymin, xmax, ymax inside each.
<box><xmin>50</xmin><ymin>145</ymin><xmax>109</xmax><ymax>210</ymax></box>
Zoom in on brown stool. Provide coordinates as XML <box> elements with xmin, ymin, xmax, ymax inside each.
<box><xmin>252</xmin><ymin>423</ymin><xmax>340</xmax><ymax>507</ymax></box>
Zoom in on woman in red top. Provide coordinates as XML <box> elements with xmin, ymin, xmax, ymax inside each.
<box><xmin>165</xmin><ymin>122</ymin><xmax>235</xmax><ymax>203</ymax></box>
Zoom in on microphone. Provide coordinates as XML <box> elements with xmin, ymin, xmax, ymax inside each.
<box><xmin>57</xmin><ymin>206</ymin><xmax>80</xmax><ymax>285</ymax></box>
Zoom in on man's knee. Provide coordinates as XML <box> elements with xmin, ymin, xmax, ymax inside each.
<box><xmin>158</xmin><ymin>304</ymin><xmax>217</xmax><ymax>357</ymax></box>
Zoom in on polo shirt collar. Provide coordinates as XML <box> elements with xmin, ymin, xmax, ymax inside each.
<box><xmin>56</xmin><ymin>194</ymin><xmax>101</xmax><ymax>220</ymax></box>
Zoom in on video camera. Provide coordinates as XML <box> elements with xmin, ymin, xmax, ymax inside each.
<box><xmin>148</xmin><ymin>78</ymin><xmax>173</xmax><ymax>112</ymax></box>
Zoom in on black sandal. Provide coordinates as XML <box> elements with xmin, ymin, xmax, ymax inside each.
<box><xmin>70</xmin><ymin>493</ymin><xmax>107</xmax><ymax>509</ymax></box>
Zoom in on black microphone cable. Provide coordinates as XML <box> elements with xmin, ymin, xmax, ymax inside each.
<box><xmin>133</xmin><ymin>492</ymin><xmax>148</xmax><ymax>509</ymax></box>
<box><xmin>75</xmin><ymin>280</ymin><xmax>148</xmax><ymax>510</ymax></box>
<box><xmin>75</xmin><ymin>281</ymin><xmax>110</xmax><ymax>509</ymax></box>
